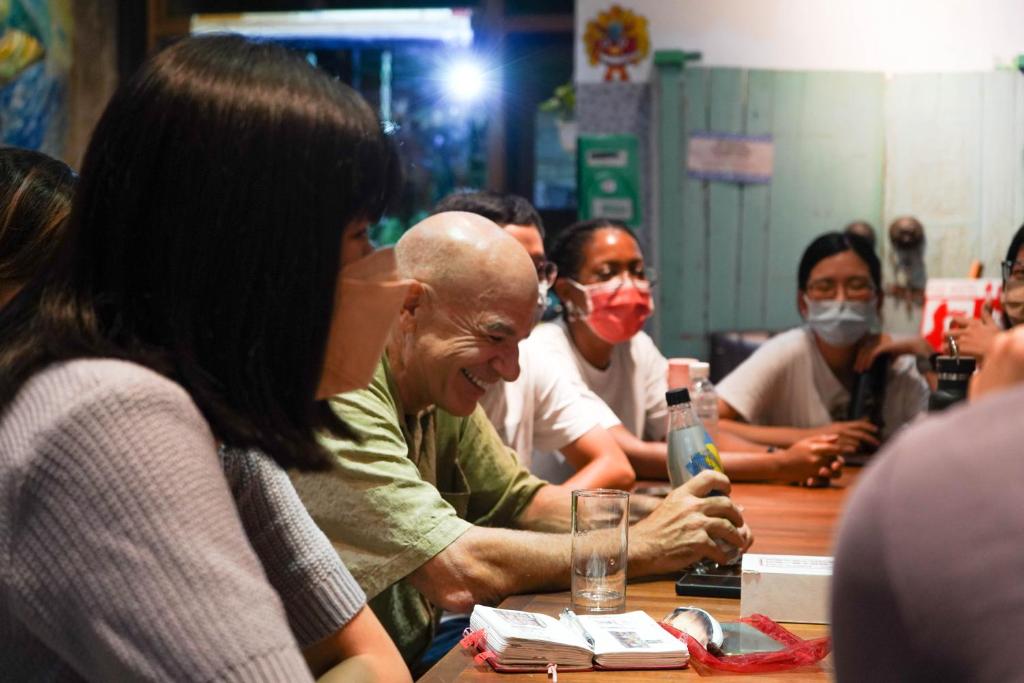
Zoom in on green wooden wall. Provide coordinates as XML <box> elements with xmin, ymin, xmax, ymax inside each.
<box><xmin>655</xmin><ymin>67</ymin><xmax>886</xmax><ymax>359</ymax></box>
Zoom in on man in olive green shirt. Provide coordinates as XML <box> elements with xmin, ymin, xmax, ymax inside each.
<box><xmin>292</xmin><ymin>213</ymin><xmax>752</xmax><ymax>670</ymax></box>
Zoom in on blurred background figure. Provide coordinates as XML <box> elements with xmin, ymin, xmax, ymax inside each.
<box><xmin>843</xmin><ymin>220</ymin><xmax>876</xmax><ymax>250</ymax></box>
<box><xmin>883</xmin><ymin>216</ymin><xmax>927</xmax><ymax>337</ymax></box>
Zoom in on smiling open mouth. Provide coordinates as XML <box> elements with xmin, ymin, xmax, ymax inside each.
<box><xmin>460</xmin><ymin>368</ymin><xmax>487</xmax><ymax>391</ymax></box>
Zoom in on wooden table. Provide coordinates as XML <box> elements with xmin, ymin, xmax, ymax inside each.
<box><xmin>420</xmin><ymin>472</ymin><xmax>858</xmax><ymax>682</ymax></box>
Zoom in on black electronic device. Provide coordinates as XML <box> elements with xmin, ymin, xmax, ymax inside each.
<box><xmin>843</xmin><ymin>352</ymin><xmax>890</xmax><ymax>465</ymax></box>
<box><xmin>675</xmin><ymin>564</ymin><xmax>741</xmax><ymax>599</ymax></box>
<box><xmin>847</xmin><ymin>352</ymin><xmax>889</xmax><ymax>429</ymax></box>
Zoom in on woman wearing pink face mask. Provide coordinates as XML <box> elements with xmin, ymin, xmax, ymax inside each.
<box><xmin>530</xmin><ymin>219</ymin><xmax>846</xmax><ymax>485</ymax></box>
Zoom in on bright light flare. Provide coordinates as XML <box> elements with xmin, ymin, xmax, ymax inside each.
<box><xmin>443</xmin><ymin>59</ymin><xmax>490</xmax><ymax>102</ymax></box>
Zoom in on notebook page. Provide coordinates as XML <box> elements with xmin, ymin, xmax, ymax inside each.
<box><xmin>576</xmin><ymin>611</ymin><xmax>688</xmax><ymax>665</ymax></box>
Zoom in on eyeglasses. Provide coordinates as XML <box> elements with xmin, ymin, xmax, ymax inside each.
<box><xmin>1002</xmin><ymin>260</ymin><xmax>1024</xmax><ymax>283</ymax></box>
<box><xmin>536</xmin><ymin>260</ymin><xmax>558</xmax><ymax>286</ymax></box>
<box><xmin>590</xmin><ymin>265</ymin><xmax>658</xmax><ymax>287</ymax></box>
<box><xmin>804</xmin><ymin>277</ymin><xmax>875</xmax><ymax>300</ymax></box>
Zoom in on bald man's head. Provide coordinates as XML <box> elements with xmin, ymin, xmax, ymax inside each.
<box><xmin>387</xmin><ymin>211</ymin><xmax>540</xmax><ymax>416</ymax></box>
<box><xmin>396</xmin><ymin>211</ymin><xmax>538</xmax><ymax>306</ymax></box>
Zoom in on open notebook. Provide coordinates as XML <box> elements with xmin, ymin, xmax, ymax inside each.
<box><xmin>467</xmin><ymin>605</ymin><xmax>689</xmax><ymax>671</ymax></box>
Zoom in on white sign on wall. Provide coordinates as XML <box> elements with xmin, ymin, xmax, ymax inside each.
<box><xmin>686</xmin><ymin>132</ymin><xmax>774</xmax><ymax>184</ymax></box>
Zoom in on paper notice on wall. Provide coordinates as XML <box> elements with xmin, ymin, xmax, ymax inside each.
<box><xmin>920</xmin><ymin>278</ymin><xmax>1003</xmax><ymax>351</ymax></box>
<box><xmin>687</xmin><ymin>132</ymin><xmax>773</xmax><ymax>184</ymax></box>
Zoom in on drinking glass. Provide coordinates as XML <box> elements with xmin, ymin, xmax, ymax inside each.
<box><xmin>571</xmin><ymin>489</ymin><xmax>628</xmax><ymax>614</ymax></box>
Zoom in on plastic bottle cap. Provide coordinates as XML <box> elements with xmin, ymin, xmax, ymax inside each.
<box><xmin>666</xmin><ymin>387</ymin><xmax>691</xmax><ymax>405</ymax></box>
<box><xmin>689</xmin><ymin>361</ymin><xmax>710</xmax><ymax>379</ymax></box>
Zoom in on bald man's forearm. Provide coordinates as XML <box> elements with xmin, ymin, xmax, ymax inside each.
<box><xmin>406</xmin><ymin>526</ymin><xmax>571</xmax><ymax>613</ymax></box>
<box><xmin>512</xmin><ymin>483</ymin><xmax>572</xmax><ymax>533</ymax></box>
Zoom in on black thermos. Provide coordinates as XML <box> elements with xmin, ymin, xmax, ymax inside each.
<box><xmin>927</xmin><ymin>355</ymin><xmax>976</xmax><ymax>412</ymax></box>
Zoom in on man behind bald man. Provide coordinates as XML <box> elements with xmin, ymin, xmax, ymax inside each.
<box><xmin>292</xmin><ymin>212</ymin><xmax>751</xmax><ymax>672</ymax></box>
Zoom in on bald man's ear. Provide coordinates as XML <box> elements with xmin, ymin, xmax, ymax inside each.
<box><xmin>397</xmin><ymin>280</ymin><xmax>426</xmax><ymax>333</ymax></box>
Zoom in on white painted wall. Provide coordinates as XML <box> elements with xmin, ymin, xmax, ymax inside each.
<box><xmin>576</xmin><ymin>0</ymin><xmax>1024</xmax><ymax>82</ymax></box>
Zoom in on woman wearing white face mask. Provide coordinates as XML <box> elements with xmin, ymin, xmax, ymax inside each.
<box><xmin>717</xmin><ymin>232</ymin><xmax>930</xmax><ymax>451</ymax></box>
<box><xmin>530</xmin><ymin>220</ymin><xmax>850</xmax><ymax>485</ymax></box>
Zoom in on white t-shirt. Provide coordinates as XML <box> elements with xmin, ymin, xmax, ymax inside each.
<box><xmin>528</xmin><ymin>321</ymin><xmax>670</xmax><ymax>442</ymax></box>
<box><xmin>716</xmin><ymin>326</ymin><xmax>929</xmax><ymax>439</ymax></box>
<box><xmin>479</xmin><ymin>340</ymin><xmax>618</xmax><ymax>481</ymax></box>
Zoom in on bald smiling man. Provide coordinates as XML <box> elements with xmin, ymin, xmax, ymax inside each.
<box><xmin>291</xmin><ymin>212</ymin><xmax>752</xmax><ymax>672</ymax></box>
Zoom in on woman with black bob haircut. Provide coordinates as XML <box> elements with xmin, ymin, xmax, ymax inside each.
<box><xmin>535</xmin><ymin>219</ymin><xmax>850</xmax><ymax>485</ymax></box>
<box><xmin>0</xmin><ymin>146</ymin><xmax>76</xmax><ymax>307</ymax></box>
<box><xmin>0</xmin><ymin>35</ymin><xmax>411</xmax><ymax>681</ymax></box>
<box><xmin>717</xmin><ymin>231</ymin><xmax>929</xmax><ymax>452</ymax></box>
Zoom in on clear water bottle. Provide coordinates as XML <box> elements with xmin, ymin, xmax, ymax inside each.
<box><xmin>665</xmin><ymin>387</ymin><xmax>723</xmax><ymax>487</ymax></box>
<box><xmin>688</xmin><ymin>362</ymin><xmax>719</xmax><ymax>442</ymax></box>
<box><xmin>665</xmin><ymin>387</ymin><xmax>740</xmax><ymax>565</ymax></box>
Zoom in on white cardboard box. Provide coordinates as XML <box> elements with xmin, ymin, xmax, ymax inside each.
<box><xmin>740</xmin><ymin>553</ymin><xmax>833</xmax><ymax>624</ymax></box>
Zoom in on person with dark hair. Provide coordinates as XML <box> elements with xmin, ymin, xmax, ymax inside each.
<box><xmin>292</xmin><ymin>212</ymin><xmax>752</xmax><ymax>674</ymax></box>
<box><xmin>832</xmin><ymin>324</ymin><xmax>1024</xmax><ymax>681</ymax></box>
<box><xmin>843</xmin><ymin>220</ymin><xmax>877</xmax><ymax>250</ymax></box>
<box><xmin>717</xmin><ymin>231</ymin><xmax>929</xmax><ymax>450</ymax></box>
<box><xmin>0</xmin><ymin>35</ymin><xmax>410</xmax><ymax>682</ymax></box>
<box><xmin>534</xmin><ymin>218</ymin><xmax>849</xmax><ymax>484</ymax></box>
<box><xmin>432</xmin><ymin>191</ymin><xmax>634</xmax><ymax>490</ymax></box>
<box><xmin>0</xmin><ymin>146</ymin><xmax>75</xmax><ymax>307</ymax></box>
<box><xmin>943</xmin><ymin>223</ymin><xmax>1024</xmax><ymax>360</ymax></box>
<box><xmin>434</xmin><ymin>189</ymin><xmax>545</xmax><ymax>236</ymax></box>
<box><xmin>859</xmin><ymin>223</ymin><xmax>1024</xmax><ymax>374</ymax></box>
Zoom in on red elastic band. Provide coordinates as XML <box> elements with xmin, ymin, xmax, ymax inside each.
<box><xmin>459</xmin><ymin>628</ymin><xmax>487</xmax><ymax>650</ymax></box>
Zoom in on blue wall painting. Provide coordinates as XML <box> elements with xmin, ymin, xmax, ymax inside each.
<box><xmin>0</xmin><ymin>0</ymin><xmax>70</xmax><ymax>158</ymax></box>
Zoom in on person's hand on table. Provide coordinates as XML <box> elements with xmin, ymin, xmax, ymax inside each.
<box><xmin>854</xmin><ymin>334</ymin><xmax>933</xmax><ymax>372</ymax></box>
<box><xmin>803</xmin><ymin>419</ymin><xmax>879</xmax><ymax>451</ymax></box>
<box><xmin>631</xmin><ymin>470</ymin><xmax>752</xmax><ymax>575</ymax></box>
<box><xmin>969</xmin><ymin>326</ymin><xmax>1024</xmax><ymax>400</ymax></box>
<box><xmin>947</xmin><ymin>304</ymin><xmax>1000</xmax><ymax>361</ymax></box>
<box><xmin>775</xmin><ymin>435</ymin><xmax>847</xmax><ymax>485</ymax></box>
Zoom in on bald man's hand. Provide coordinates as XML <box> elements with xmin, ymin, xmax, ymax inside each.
<box><xmin>405</xmin><ymin>472</ymin><xmax>751</xmax><ymax>614</ymax></box>
<box><xmin>628</xmin><ymin>471</ymin><xmax>752</xmax><ymax>575</ymax></box>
